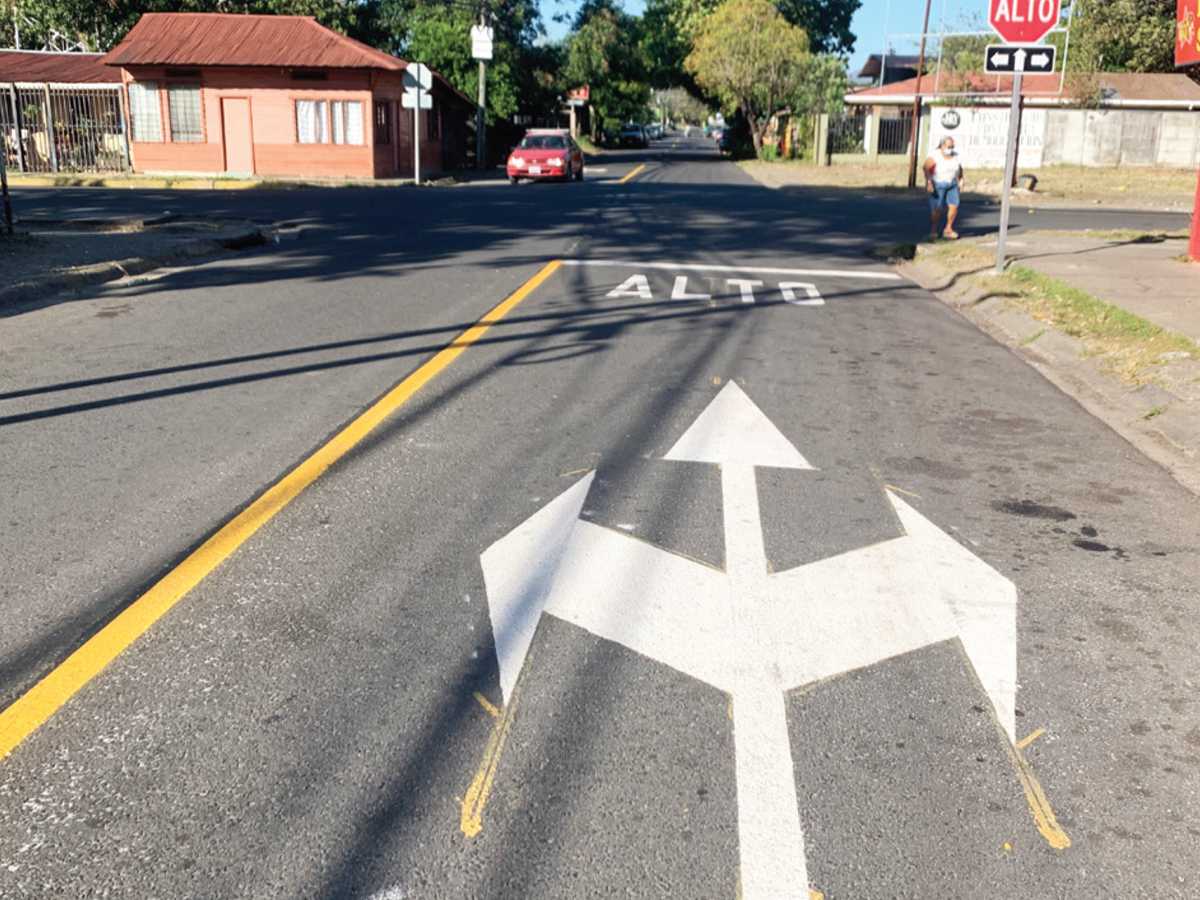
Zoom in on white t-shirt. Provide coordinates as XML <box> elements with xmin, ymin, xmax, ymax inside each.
<box><xmin>930</xmin><ymin>150</ymin><xmax>962</xmax><ymax>184</ymax></box>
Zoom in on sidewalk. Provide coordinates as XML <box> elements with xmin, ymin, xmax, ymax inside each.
<box><xmin>995</xmin><ymin>232</ymin><xmax>1200</xmax><ymax>342</ymax></box>
<box><xmin>902</xmin><ymin>229</ymin><xmax>1200</xmax><ymax>494</ymax></box>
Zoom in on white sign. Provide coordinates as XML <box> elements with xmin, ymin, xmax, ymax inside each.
<box><xmin>928</xmin><ymin>105</ymin><xmax>1047</xmax><ymax>168</ymax></box>
<box><xmin>403</xmin><ymin>63</ymin><xmax>432</xmax><ymax>91</ymax></box>
<box><xmin>401</xmin><ymin>89</ymin><xmax>432</xmax><ymax>110</ymax></box>
<box><xmin>470</xmin><ymin>24</ymin><xmax>494</xmax><ymax>61</ymax></box>
<box><xmin>480</xmin><ymin>381</ymin><xmax>1017</xmax><ymax>900</ymax></box>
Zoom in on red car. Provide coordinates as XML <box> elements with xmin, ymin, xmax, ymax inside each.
<box><xmin>507</xmin><ymin>129</ymin><xmax>585</xmax><ymax>183</ymax></box>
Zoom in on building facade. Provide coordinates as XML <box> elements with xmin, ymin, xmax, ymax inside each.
<box><xmin>101</xmin><ymin>13</ymin><xmax>474</xmax><ymax>179</ymax></box>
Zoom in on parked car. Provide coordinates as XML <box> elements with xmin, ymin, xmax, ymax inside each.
<box><xmin>619</xmin><ymin>123</ymin><xmax>649</xmax><ymax>148</ymax></box>
<box><xmin>646</xmin><ymin>123</ymin><xmax>663</xmax><ymax>140</ymax></box>
<box><xmin>506</xmin><ymin>129</ymin><xmax>585</xmax><ymax>183</ymax></box>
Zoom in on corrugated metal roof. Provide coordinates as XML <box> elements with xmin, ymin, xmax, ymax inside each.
<box><xmin>0</xmin><ymin>50</ymin><xmax>122</xmax><ymax>84</ymax></box>
<box><xmin>101</xmin><ymin>13</ymin><xmax>406</xmax><ymax>71</ymax></box>
<box><xmin>849</xmin><ymin>72</ymin><xmax>1200</xmax><ymax>103</ymax></box>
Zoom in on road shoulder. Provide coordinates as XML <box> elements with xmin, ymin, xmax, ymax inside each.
<box><xmin>900</xmin><ymin>234</ymin><xmax>1200</xmax><ymax>494</ymax></box>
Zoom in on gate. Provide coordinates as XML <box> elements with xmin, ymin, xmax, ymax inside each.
<box><xmin>878</xmin><ymin>116</ymin><xmax>912</xmax><ymax>155</ymax></box>
<box><xmin>2</xmin><ymin>84</ymin><xmax>129</xmax><ymax>173</ymax></box>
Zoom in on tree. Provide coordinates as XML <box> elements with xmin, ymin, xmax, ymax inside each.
<box><xmin>775</xmin><ymin>0</ymin><xmax>859</xmax><ymax>55</ymax></box>
<box><xmin>1065</xmin><ymin>0</ymin><xmax>1179</xmax><ymax>73</ymax></box>
<box><xmin>564</xmin><ymin>7</ymin><xmax>651</xmax><ymax>138</ymax></box>
<box><xmin>685</xmin><ymin>0</ymin><xmax>813</xmax><ymax>151</ymax></box>
<box><xmin>1</xmin><ymin>0</ymin><xmax>383</xmax><ymax>53</ymax></box>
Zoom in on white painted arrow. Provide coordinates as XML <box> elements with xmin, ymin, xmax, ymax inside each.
<box><xmin>479</xmin><ymin>381</ymin><xmax>1017</xmax><ymax>897</ymax></box>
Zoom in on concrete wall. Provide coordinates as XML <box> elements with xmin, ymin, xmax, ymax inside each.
<box><xmin>918</xmin><ymin>104</ymin><xmax>1200</xmax><ymax>169</ymax></box>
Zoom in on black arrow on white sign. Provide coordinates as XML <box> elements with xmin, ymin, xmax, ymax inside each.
<box><xmin>985</xmin><ymin>43</ymin><xmax>1056</xmax><ymax>74</ymax></box>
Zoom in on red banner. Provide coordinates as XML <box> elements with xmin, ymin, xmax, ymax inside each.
<box><xmin>1179</xmin><ymin>0</ymin><xmax>1200</xmax><ymax>66</ymax></box>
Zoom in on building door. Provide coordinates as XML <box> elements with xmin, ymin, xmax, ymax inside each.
<box><xmin>221</xmin><ymin>98</ymin><xmax>254</xmax><ymax>174</ymax></box>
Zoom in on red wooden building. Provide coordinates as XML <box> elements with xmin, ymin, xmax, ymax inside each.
<box><xmin>101</xmin><ymin>12</ymin><xmax>474</xmax><ymax>179</ymax></box>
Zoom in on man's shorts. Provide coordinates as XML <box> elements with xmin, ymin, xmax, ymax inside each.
<box><xmin>929</xmin><ymin>180</ymin><xmax>960</xmax><ymax>211</ymax></box>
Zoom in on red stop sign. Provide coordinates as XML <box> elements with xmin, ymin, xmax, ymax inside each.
<box><xmin>989</xmin><ymin>0</ymin><xmax>1062</xmax><ymax>44</ymax></box>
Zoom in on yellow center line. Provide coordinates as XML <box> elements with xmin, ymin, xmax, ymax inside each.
<box><xmin>617</xmin><ymin>163</ymin><xmax>646</xmax><ymax>184</ymax></box>
<box><xmin>0</xmin><ymin>259</ymin><xmax>563</xmax><ymax>763</ymax></box>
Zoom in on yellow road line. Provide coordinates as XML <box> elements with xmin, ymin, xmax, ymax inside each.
<box><xmin>1005</xmin><ymin>739</ymin><xmax>1071</xmax><ymax>850</ymax></box>
<box><xmin>1017</xmin><ymin>726</ymin><xmax>1046</xmax><ymax>750</ymax></box>
<box><xmin>0</xmin><ymin>259</ymin><xmax>563</xmax><ymax>763</ymax></box>
<box><xmin>461</xmin><ymin>684</ymin><xmax>523</xmax><ymax>838</ymax></box>
<box><xmin>617</xmin><ymin>163</ymin><xmax>646</xmax><ymax>184</ymax></box>
<box><xmin>473</xmin><ymin>691</ymin><xmax>500</xmax><ymax>719</ymax></box>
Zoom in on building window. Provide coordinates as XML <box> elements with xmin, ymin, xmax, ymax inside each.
<box><xmin>129</xmin><ymin>81</ymin><xmax>162</xmax><ymax>142</ymax></box>
<box><xmin>168</xmin><ymin>85</ymin><xmax>202</xmax><ymax>142</ymax></box>
<box><xmin>426</xmin><ymin>106</ymin><xmax>439</xmax><ymax>140</ymax></box>
<box><xmin>296</xmin><ymin>99</ymin><xmax>328</xmax><ymax>144</ymax></box>
<box><xmin>331</xmin><ymin>100</ymin><xmax>363</xmax><ymax>145</ymax></box>
<box><xmin>374</xmin><ymin>101</ymin><xmax>391</xmax><ymax>145</ymax></box>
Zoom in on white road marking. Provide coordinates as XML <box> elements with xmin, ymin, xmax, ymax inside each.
<box><xmin>779</xmin><ymin>282</ymin><xmax>824</xmax><ymax>306</ymax></box>
<box><xmin>606</xmin><ymin>274</ymin><xmax>653</xmax><ymax>299</ymax></box>
<box><xmin>671</xmin><ymin>275</ymin><xmax>711</xmax><ymax>301</ymax></box>
<box><xmin>479</xmin><ymin>381</ymin><xmax>1017</xmax><ymax>897</ymax></box>
<box><xmin>725</xmin><ymin>278</ymin><xmax>763</xmax><ymax>304</ymax></box>
<box><xmin>561</xmin><ymin>259</ymin><xmax>903</xmax><ymax>281</ymax></box>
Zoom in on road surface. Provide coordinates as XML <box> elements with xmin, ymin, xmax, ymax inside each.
<box><xmin>1</xmin><ymin>137</ymin><xmax>1197</xmax><ymax>898</ymax></box>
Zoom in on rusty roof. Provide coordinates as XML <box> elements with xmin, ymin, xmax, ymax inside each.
<box><xmin>101</xmin><ymin>13</ymin><xmax>406</xmax><ymax>71</ymax></box>
<box><xmin>0</xmin><ymin>50</ymin><xmax>122</xmax><ymax>84</ymax></box>
<box><xmin>849</xmin><ymin>72</ymin><xmax>1200</xmax><ymax>103</ymax></box>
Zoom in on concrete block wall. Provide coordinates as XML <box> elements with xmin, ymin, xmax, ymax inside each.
<box><xmin>1158</xmin><ymin>112</ymin><xmax>1200</xmax><ymax>167</ymax></box>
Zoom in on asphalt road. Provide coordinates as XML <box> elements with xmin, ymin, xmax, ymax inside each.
<box><xmin>1</xmin><ymin>137</ymin><xmax>1198</xmax><ymax>899</ymax></box>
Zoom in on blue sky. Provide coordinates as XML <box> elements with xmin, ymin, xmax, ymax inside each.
<box><xmin>540</xmin><ymin>0</ymin><xmax>980</xmax><ymax>76</ymax></box>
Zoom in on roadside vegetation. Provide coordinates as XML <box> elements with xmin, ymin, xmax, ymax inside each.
<box><xmin>923</xmin><ymin>240</ymin><xmax>1199</xmax><ymax>384</ymax></box>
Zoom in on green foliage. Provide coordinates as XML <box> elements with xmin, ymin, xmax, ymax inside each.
<box><xmin>774</xmin><ymin>0</ymin><xmax>859</xmax><ymax>55</ymax></box>
<box><xmin>1065</xmin><ymin>0</ymin><xmax>1179</xmax><ymax>73</ymax></box>
<box><xmin>564</xmin><ymin>7</ymin><xmax>651</xmax><ymax>137</ymax></box>
<box><xmin>397</xmin><ymin>6</ymin><xmax>518</xmax><ymax>121</ymax></box>
<box><xmin>686</xmin><ymin>0</ymin><xmax>843</xmax><ymax>148</ymax></box>
<box><xmin>1</xmin><ymin>0</ymin><xmax>383</xmax><ymax>53</ymax></box>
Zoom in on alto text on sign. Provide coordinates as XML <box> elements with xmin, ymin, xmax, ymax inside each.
<box><xmin>989</xmin><ymin>0</ymin><xmax>1061</xmax><ymax>45</ymax></box>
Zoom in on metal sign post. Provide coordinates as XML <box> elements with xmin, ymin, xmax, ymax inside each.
<box><xmin>994</xmin><ymin>50</ymin><xmax>1025</xmax><ymax>274</ymax></box>
<box><xmin>402</xmin><ymin>63</ymin><xmax>433</xmax><ymax>185</ymax></box>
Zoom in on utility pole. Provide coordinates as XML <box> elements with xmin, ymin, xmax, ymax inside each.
<box><xmin>473</xmin><ymin>7</ymin><xmax>491</xmax><ymax>171</ymax></box>
<box><xmin>905</xmin><ymin>0</ymin><xmax>934</xmax><ymax>189</ymax></box>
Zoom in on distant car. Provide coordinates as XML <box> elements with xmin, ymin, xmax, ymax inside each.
<box><xmin>507</xmin><ymin>129</ymin><xmax>585</xmax><ymax>183</ymax></box>
<box><xmin>711</xmin><ymin>127</ymin><xmax>724</xmax><ymax>143</ymax></box>
<box><xmin>646</xmin><ymin>123</ymin><xmax>663</xmax><ymax>140</ymax></box>
<box><xmin>619</xmin><ymin>123</ymin><xmax>649</xmax><ymax>148</ymax></box>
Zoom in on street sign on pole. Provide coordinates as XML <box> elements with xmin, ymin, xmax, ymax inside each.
<box><xmin>402</xmin><ymin>64</ymin><xmax>433</xmax><ymax>185</ymax></box>
<box><xmin>994</xmin><ymin>52</ymin><xmax>1026</xmax><ymax>273</ymax></box>
<box><xmin>985</xmin><ymin>43</ymin><xmax>1055</xmax><ymax>73</ymax></box>
<box><xmin>470</xmin><ymin>24</ymin><xmax>493</xmax><ymax>61</ymax></box>
<box><xmin>989</xmin><ymin>0</ymin><xmax>1062</xmax><ymax>44</ymax></box>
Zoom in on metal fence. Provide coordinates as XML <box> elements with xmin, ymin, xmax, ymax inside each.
<box><xmin>827</xmin><ymin>114</ymin><xmax>867</xmax><ymax>154</ymax></box>
<box><xmin>879</xmin><ymin>116</ymin><xmax>912</xmax><ymax>155</ymax></box>
<box><xmin>3</xmin><ymin>84</ymin><xmax>129</xmax><ymax>173</ymax></box>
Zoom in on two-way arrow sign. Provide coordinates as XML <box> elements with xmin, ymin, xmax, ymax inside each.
<box><xmin>986</xmin><ymin>42</ymin><xmax>1056</xmax><ymax>74</ymax></box>
<box><xmin>479</xmin><ymin>381</ymin><xmax>1017</xmax><ymax>898</ymax></box>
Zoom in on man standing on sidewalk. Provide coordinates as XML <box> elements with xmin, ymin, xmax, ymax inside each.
<box><xmin>924</xmin><ymin>136</ymin><xmax>964</xmax><ymax>241</ymax></box>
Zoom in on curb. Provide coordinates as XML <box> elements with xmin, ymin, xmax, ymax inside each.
<box><xmin>900</xmin><ymin>250</ymin><xmax>1200</xmax><ymax>496</ymax></box>
<box><xmin>0</xmin><ymin>226</ymin><xmax>269</xmax><ymax>311</ymax></box>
